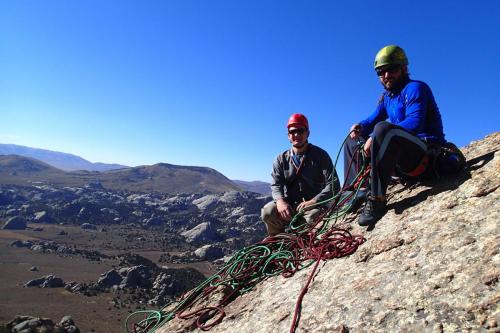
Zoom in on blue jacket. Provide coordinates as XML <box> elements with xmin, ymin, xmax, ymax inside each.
<box><xmin>359</xmin><ymin>79</ymin><xmax>446</xmax><ymax>144</ymax></box>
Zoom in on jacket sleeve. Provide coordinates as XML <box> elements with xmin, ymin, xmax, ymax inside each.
<box><xmin>397</xmin><ymin>84</ymin><xmax>428</xmax><ymax>133</ymax></box>
<box><xmin>359</xmin><ymin>98</ymin><xmax>388</xmax><ymax>137</ymax></box>
<box><xmin>270</xmin><ymin>154</ymin><xmax>285</xmax><ymax>201</ymax></box>
<box><xmin>312</xmin><ymin>151</ymin><xmax>339</xmax><ymax>203</ymax></box>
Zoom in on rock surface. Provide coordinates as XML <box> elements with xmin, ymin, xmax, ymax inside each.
<box><xmin>33</xmin><ymin>210</ymin><xmax>55</xmax><ymax>223</ymax></box>
<box><xmin>2</xmin><ymin>216</ymin><xmax>27</xmax><ymax>230</ymax></box>
<box><xmin>156</xmin><ymin>133</ymin><xmax>500</xmax><ymax>333</ymax></box>
<box><xmin>194</xmin><ymin>244</ymin><xmax>224</xmax><ymax>261</ymax></box>
<box><xmin>80</xmin><ymin>222</ymin><xmax>97</xmax><ymax>230</ymax></box>
<box><xmin>5</xmin><ymin>314</ymin><xmax>80</xmax><ymax>333</ymax></box>
<box><xmin>181</xmin><ymin>222</ymin><xmax>221</xmax><ymax>244</ymax></box>
<box><xmin>24</xmin><ymin>274</ymin><xmax>65</xmax><ymax>288</ymax></box>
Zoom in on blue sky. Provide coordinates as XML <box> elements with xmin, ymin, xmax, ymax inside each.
<box><xmin>1</xmin><ymin>1</ymin><xmax>499</xmax><ymax>182</ymax></box>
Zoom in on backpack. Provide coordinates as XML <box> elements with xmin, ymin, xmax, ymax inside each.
<box><xmin>430</xmin><ymin>142</ymin><xmax>467</xmax><ymax>178</ymax></box>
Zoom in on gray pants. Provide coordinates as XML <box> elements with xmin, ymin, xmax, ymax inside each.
<box><xmin>261</xmin><ymin>201</ymin><xmax>321</xmax><ymax>236</ymax></box>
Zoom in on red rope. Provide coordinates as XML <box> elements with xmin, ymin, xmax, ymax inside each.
<box><xmin>154</xmin><ymin>156</ymin><xmax>370</xmax><ymax>332</ymax></box>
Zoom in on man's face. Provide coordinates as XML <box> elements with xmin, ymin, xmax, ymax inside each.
<box><xmin>376</xmin><ymin>64</ymin><xmax>407</xmax><ymax>90</ymax></box>
<box><xmin>288</xmin><ymin>126</ymin><xmax>309</xmax><ymax>149</ymax></box>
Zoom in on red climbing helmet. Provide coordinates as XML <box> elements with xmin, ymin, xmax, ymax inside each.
<box><xmin>287</xmin><ymin>113</ymin><xmax>309</xmax><ymax>129</ymax></box>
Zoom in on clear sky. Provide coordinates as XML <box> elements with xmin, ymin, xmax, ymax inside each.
<box><xmin>1</xmin><ymin>0</ymin><xmax>499</xmax><ymax>182</ymax></box>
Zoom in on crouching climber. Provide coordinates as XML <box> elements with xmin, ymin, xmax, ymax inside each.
<box><xmin>344</xmin><ymin>45</ymin><xmax>465</xmax><ymax>227</ymax></box>
<box><xmin>261</xmin><ymin>113</ymin><xmax>340</xmax><ymax>236</ymax></box>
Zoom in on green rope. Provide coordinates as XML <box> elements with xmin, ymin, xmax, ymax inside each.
<box><xmin>125</xmin><ymin>134</ymin><xmax>368</xmax><ymax>333</ymax></box>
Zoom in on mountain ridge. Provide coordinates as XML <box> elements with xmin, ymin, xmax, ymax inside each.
<box><xmin>232</xmin><ymin>180</ymin><xmax>271</xmax><ymax>195</ymax></box>
<box><xmin>0</xmin><ymin>154</ymin><xmax>241</xmax><ymax>194</ymax></box>
<box><xmin>0</xmin><ymin>144</ymin><xmax>270</xmax><ymax>189</ymax></box>
<box><xmin>0</xmin><ymin>143</ymin><xmax>128</xmax><ymax>172</ymax></box>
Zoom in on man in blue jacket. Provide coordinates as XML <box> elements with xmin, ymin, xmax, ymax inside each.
<box><xmin>345</xmin><ymin>45</ymin><xmax>452</xmax><ymax>226</ymax></box>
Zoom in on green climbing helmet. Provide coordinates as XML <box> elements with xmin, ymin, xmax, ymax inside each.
<box><xmin>374</xmin><ymin>45</ymin><xmax>408</xmax><ymax>69</ymax></box>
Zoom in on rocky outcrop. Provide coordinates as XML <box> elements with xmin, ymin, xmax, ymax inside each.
<box><xmin>181</xmin><ymin>222</ymin><xmax>222</xmax><ymax>244</ymax></box>
<box><xmin>5</xmin><ymin>315</ymin><xmax>80</xmax><ymax>333</ymax></box>
<box><xmin>193</xmin><ymin>195</ymin><xmax>219</xmax><ymax>210</ymax></box>
<box><xmin>156</xmin><ymin>133</ymin><xmax>500</xmax><ymax>333</ymax></box>
<box><xmin>194</xmin><ymin>244</ymin><xmax>224</xmax><ymax>261</ymax></box>
<box><xmin>58</xmin><ymin>316</ymin><xmax>79</xmax><ymax>333</ymax></box>
<box><xmin>57</xmin><ymin>253</ymin><xmax>207</xmax><ymax>308</ymax></box>
<box><xmin>10</xmin><ymin>239</ymin><xmax>108</xmax><ymax>261</ymax></box>
<box><xmin>118</xmin><ymin>265</ymin><xmax>153</xmax><ymax>289</ymax></box>
<box><xmin>80</xmin><ymin>223</ymin><xmax>97</xmax><ymax>230</ymax></box>
<box><xmin>24</xmin><ymin>274</ymin><xmax>65</xmax><ymax>288</ymax></box>
<box><xmin>10</xmin><ymin>240</ymin><xmax>32</xmax><ymax>248</ymax></box>
<box><xmin>33</xmin><ymin>210</ymin><xmax>55</xmax><ymax>223</ymax></box>
<box><xmin>95</xmin><ymin>269</ymin><xmax>123</xmax><ymax>288</ymax></box>
<box><xmin>2</xmin><ymin>216</ymin><xmax>27</xmax><ymax>230</ymax></box>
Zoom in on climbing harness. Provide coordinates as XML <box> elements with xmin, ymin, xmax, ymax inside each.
<box><xmin>403</xmin><ymin>154</ymin><xmax>430</xmax><ymax>177</ymax></box>
<box><xmin>398</xmin><ymin>141</ymin><xmax>466</xmax><ymax>179</ymax></box>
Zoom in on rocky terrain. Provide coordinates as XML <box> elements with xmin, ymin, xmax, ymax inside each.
<box><xmin>154</xmin><ymin>132</ymin><xmax>499</xmax><ymax>333</ymax></box>
<box><xmin>2</xmin><ymin>133</ymin><xmax>497</xmax><ymax>333</ymax></box>
<box><xmin>1</xmin><ymin>184</ymin><xmax>270</xmax><ymax>254</ymax></box>
<box><xmin>0</xmin><ymin>173</ymin><xmax>270</xmax><ymax>332</ymax></box>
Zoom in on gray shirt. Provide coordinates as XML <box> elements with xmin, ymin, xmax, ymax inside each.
<box><xmin>270</xmin><ymin>143</ymin><xmax>340</xmax><ymax>208</ymax></box>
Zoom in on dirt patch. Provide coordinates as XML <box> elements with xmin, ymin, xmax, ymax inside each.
<box><xmin>0</xmin><ymin>224</ymin><xmax>214</xmax><ymax>332</ymax></box>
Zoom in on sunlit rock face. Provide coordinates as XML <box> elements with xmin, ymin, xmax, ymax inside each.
<box><xmin>157</xmin><ymin>132</ymin><xmax>500</xmax><ymax>333</ymax></box>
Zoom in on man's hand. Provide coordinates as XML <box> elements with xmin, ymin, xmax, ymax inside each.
<box><xmin>296</xmin><ymin>198</ymin><xmax>317</xmax><ymax>212</ymax></box>
<box><xmin>276</xmin><ymin>199</ymin><xmax>293</xmax><ymax>222</ymax></box>
<box><xmin>349</xmin><ymin>124</ymin><xmax>362</xmax><ymax>139</ymax></box>
<box><xmin>363</xmin><ymin>137</ymin><xmax>373</xmax><ymax>155</ymax></box>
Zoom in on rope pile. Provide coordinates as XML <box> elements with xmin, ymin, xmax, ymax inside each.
<box><xmin>126</xmin><ymin>135</ymin><xmax>369</xmax><ymax>333</ymax></box>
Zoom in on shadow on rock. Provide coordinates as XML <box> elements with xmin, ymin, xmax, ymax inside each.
<box><xmin>391</xmin><ymin>150</ymin><xmax>495</xmax><ymax>215</ymax></box>
<box><xmin>366</xmin><ymin>150</ymin><xmax>496</xmax><ymax>231</ymax></box>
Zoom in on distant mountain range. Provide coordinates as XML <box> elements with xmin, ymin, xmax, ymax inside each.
<box><xmin>0</xmin><ymin>144</ymin><xmax>128</xmax><ymax>172</ymax></box>
<box><xmin>0</xmin><ymin>144</ymin><xmax>271</xmax><ymax>194</ymax></box>
<box><xmin>232</xmin><ymin>180</ymin><xmax>270</xmax><ymax>196</ymax></box>
<box><xmin>0</xmin><ymin>155</ymin><xmax>242</xmax><ymax>194</ymax></box>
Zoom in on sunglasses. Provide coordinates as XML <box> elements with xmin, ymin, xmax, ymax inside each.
<box><xmin>288</xmin><ymin>128</ymin><xmax>307</xmax><ymax>135</ymax></box>
<box><xmin>376</xmin><ymin>64</ymin><xmax>401</xmax><ymax>76</ymax></box>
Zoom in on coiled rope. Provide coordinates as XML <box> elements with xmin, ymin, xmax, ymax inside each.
<box><xmin>125</xmin><ymin>133</ymin><xmax>369</xmax><ymax>333</ymax></box>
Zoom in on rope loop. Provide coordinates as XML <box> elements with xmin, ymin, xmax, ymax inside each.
<box><xmin>125</xmin><ymin>132</ymin><xmax>370</xmax><ymax>333</ymax></box>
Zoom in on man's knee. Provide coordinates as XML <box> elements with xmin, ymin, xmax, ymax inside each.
<box><xmin>261</xmin><ymin>201</ymin><xmax>286</xmax><ymax>236</ymax></box>
<box><xmin>261</xmin><ymin>201</ymin><xmax>277</xmax><ymax>222</ymax></box>
<box><xmin>303</xmin><ymin>208</ymin><xmax>321</xmax><ymax>224</ymax></box>
<box><xmin>373</xmin><ymin>121</ymin><xmax>392</xmax><ymax>139</ymax></box>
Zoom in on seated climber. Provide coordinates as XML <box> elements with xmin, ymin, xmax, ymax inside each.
<box><xmin>344</xmin><ymin>45</ymin><xmax>465</xmax><ymax>227</ymax></box>
<box><xmin>261</xmin><ymin>113</ymin><xmax>340</xmax><ymax>236</ymax></box>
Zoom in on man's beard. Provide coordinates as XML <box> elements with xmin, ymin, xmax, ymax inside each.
<box><xmin>293</xmin><ymin>141</ymin><xmax>308</xmax><ymax>149</ymax></box>
<box><xmin>384</xmin><ymin>74</ymin><xmax>409</xmax><ymax>92</ymax></box>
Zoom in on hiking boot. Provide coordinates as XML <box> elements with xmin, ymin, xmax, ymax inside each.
<box><xmin>347</xmin><ymin>188</ymin><xmax>367</xmax><ymax>213</ymax></box>
<box><xmin>358</xmin><ymin>199</ymin><xmax>387</xmax><ymax>226</ymax></box>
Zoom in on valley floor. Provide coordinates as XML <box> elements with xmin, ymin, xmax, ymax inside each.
<box><xmin>0</xmin><ymin>224</ymin><xmax>216</xmax><ymax>332</ymax></box>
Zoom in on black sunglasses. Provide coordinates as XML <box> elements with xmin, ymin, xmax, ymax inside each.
<box><xmin>288</xmin><ymin>128</ymin><xmax>307</xmax><ymax>135</ymax></box>
<box><xmin>376</xmin><ymin>64</ymin><xmax>401</xmax><ymax>76</ymax></box>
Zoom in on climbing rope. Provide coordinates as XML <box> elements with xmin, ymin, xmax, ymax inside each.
<box><xmin>125</xmin><ymin>133</ymin><xmax>370</xmax><ymax>333</ymax></box>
